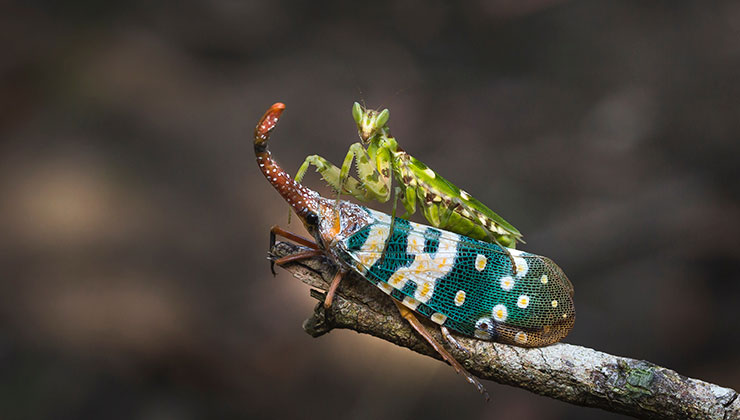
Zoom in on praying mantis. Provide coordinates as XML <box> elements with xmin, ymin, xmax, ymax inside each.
<box><xmin>294</xmin><ymin>103</ymin><xmax>523</xmax><ymax>268</ymax></box>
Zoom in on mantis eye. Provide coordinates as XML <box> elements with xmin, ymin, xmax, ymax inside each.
<box><xmin>352</xmin><ymin>102</ymin><xmax>363</xmax><ymax>124</ymax></box>
<box><xmin>376</xmin><ymin>108</ymin><xmax>390</xmax><ymax>128</ymax></box>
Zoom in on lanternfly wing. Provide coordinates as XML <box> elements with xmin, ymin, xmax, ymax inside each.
<box><xmin>342</xmin><ymin>208</ymin><xmax>575</xmax><ymax>347</ymax></box>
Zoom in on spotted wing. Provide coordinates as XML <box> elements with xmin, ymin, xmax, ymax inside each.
<box><xmin>342</xmin><ymin>208</ymin><xmax>574</xmax><ymax>347</ymax></box>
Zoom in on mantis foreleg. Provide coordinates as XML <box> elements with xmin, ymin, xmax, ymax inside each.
<box><xmin>337</xmin><ymin>143</ymin><xmax>392</xmax><ymax>203</ymax></box>
<box><xmin>295</xmin><ymin>155</ymin><xmax>368</xmax><ymax>199</ymax></box>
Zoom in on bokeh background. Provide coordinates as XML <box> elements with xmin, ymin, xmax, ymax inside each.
<box><xmin>2</xmin><ymin>1</ymin><xmax>739</xmax><ymax>419</ymax></box>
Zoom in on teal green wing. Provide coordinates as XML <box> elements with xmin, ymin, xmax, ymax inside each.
<box><xmin>342</xmin><ymin>209</ymin><xmax>574</xmax><ymax>347</ymax></box>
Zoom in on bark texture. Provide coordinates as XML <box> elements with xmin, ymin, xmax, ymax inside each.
<box><xmin>271</xmin><ymin>241</ymin><xmax>739</xmax><ymax>420</ymax></box>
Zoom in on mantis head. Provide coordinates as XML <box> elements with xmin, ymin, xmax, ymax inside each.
<box><xmin>352</xmin><ymin>102</ymin><xmax>390</xmax><ymax>143</ymax></box>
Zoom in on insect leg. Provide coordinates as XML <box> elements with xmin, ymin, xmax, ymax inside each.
<box><xmin>290</xmin><ymin>155</ymin><xmax>370</xmax><ymax>224</ymax></box>
<box><xmin>270</xmin><ymin>225</ymin><xmax>321</xmax><ymax>274</ymax></box>
<box><xmin>334</xmin><ymin>143</ymin><xmax>394</xmax><ymax>228</ymax></box>
<box><xmin>488</xmin><ymin>232</ymin><xmax>518</xmax><ymax>275</ymax></box>
<box><xmin>378</xmin><ymin>179</ymin><xmax>400</xmax><ymax>263</ymax></box>
<box><xmin>270</xmin><ymin>225</ymin><xmax>320</xmax><ymax>249</ymax></box>
<box><xmin>272</xmin><ymin>249</ymin><xmax>323</xmax><ymax>270</ymax></box>
<box><xmin>400</xmin><ymin>184</ymin><xmax>417</xmax><ymax>219</ymax></box>
<box><xmin>393</xmin><ymin>300</ymin><xmax>490</xmax><ymax>401</ymax></box>
<box><xmin>295</xmin><ymin>155</ymin><xmax>368</xmax><ymax>199</ymax></box>
<box><xmin>440</xmin><ymin>326</ymin><xmax>471</xmax><ymax>357</ymax></box>
<box><xmin>323</xmin><ymin>268</ymin><xmax>347</xmax><ymax>309</ymax></box>
<box><xmin>420</xmin><ymin>194</ymin><xmax>442</xmax><ymax>227</ymax></box>
<box><xmin>338</xmin><ymin>143</ymin><xmax>392</xmax><ymax>204</ymax></box>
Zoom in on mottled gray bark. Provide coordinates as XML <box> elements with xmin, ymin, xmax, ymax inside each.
<box><xmin>271</xmin><ymin>241</ymin><xmax>739</xmax><ymax>420</ymax></box>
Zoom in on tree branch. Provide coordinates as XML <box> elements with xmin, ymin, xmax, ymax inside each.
<box><xmin>271</xmin><ymin>241</ymin><xmax>739</xmax><ymax>420</ymax></box>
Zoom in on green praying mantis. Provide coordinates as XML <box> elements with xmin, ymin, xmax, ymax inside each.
<box><xmin>294</xmin><ymin>102</ymin><xmax>523</xmax><ymax>267</ymax></box>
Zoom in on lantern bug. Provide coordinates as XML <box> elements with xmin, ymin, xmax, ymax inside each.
<box><xmin>294</xmin><ymin>103</ymin><xmax>522</xmax><ymax>267</ymax></box>
<box><xmin>255</xmin><ymin>102</ymin><xmax>575</xmax><ymax>400</ymax></box>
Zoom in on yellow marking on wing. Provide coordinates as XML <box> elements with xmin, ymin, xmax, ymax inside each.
<box><xmin>431</xmin><ymin>312</ymin><xmax>447</xmax><ymax>325</ymax></box>
<box><xmin>454</xmin><ymin>290</ymin><xmax>466</xmax><ymax>306</ymax></box>
<box><xmin>402</xmin><ymin>296</ymin><xmax>420</xmax><ymax>310</ymax></box>
<box><xmin>492</xmin><ymin>304</ymin><xmax>508</xmax><ymax>322</ymax></box>
<box><xmin>475</xmin><ymin>254</ymin><xmax>487</xmax><ymax>271</ymax></box>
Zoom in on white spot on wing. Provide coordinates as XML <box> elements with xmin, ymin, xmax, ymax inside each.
<box><xmin>409</xmin><ymin>221</ymin><xmax>427</xmax><ymax>231</ymax></box>
<box><xmin>406</xmin><ymin>231</ymin><xmax>425</xmax><ymax>255</ymax></box>
<box><xmin>402</xmin><ymin>296</ymin><xmax>420</xmax><ymax>310</ymax></box>
<box><xmin>354</xmin><ymin>224</ymin><xmax>390</xmax><ymax>270</ymax></box>
<box><xmin>492</xmin><ymin>304</ymin><xmax>508</xmax><ymax>322</ymax></box>
<box><xmin>415</xmin><ymin>280</ymin><xmax>435</xmax><ymax>303</ymax></box>
<box><xmin>381</xmin><ymin>235</ymin><xmax>457</xmax><ymax>304</ymax></box>
<box><xmin>454</xmin><ymin>290</ymin><xmax>466</xmax><ymax>306</ymax></box>
<box><xmin>431</xmin><ymin>312</ymin><xmax>447</xmax><ymax>325</ymax></box>
<box><xmin>500</xmin><ymin>276</ymin><xmax>514</xmax><ymax>291</ymax></box>
<box><xmin>366</xmin><ymin>208</ymin><xmax>392</xmax><ymax>224</ymax></box>
<box><xmin>436</xmin><ymin>234</ymin><xmax>457</xmax><ymax>254</ymax></box>
<box><xmin>475</xmin><ymin>254</ymin><xmax>487</xmax><ymax>271</ymax></box>
<box><xmin>377</xmin><ymin>282</ymin><xmax>392</xmax><ymax>294</ymax></box>
<box><xmin>387</xmin><ymin>271</ymin><xmax>409</xmax><ymax>290</ymax></box>
<box><xmin>513</xmin><ymin>256</ymin><xmax>528</xmax><ymax>277</ymax></box>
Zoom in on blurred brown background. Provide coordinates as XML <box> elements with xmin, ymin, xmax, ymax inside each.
<box><xmin>2</xmin><ymin>1</ymin><xmax>739</xmax><ymax>419</ymax></box>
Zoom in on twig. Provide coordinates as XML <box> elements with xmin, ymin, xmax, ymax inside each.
<box><xmin>270</xmin><ymin>241</ymin><xmax>739</xmax><ymax>420</ymax></box>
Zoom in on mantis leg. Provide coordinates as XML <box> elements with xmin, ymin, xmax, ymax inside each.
<box><xmin>378</xmin><ymin>186</ymin><xmax>400</xmax><ymax>263</ymax></box>
<box><xmin>337</xmin><ymin>143</ymin><xmax>392</xmax><ymax>203</ymax></box>
<box><xmin>295</xmin><ymin>155</ymin><xmax>369</xmax><ymax>199</ymax></box>
<box><xmin>400</xmin><ymin>184</ymin><xmax>417</xmax><ymax>219</ymax></box>
<box><xmin>291</xmin><ymin>154</ymin><xmax>373</xmax><ymax>224</ymax></box>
